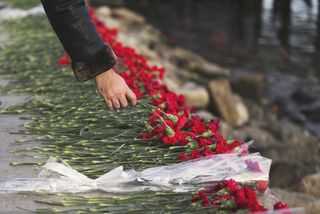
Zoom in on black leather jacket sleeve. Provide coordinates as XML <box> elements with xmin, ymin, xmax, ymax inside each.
<box><xmin>41</xmin><ymin>0</ymin><xmax>117</xmax><ymax>81</ymax></box>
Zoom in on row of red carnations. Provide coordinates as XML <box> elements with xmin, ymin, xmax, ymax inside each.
<box><xmin>90</xmin><ymin>8</ymin><xmax>247</xmax><ymax>161</ymax></box>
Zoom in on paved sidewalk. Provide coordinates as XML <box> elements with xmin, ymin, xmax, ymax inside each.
<box><xmin>0</xmin><ymin>78</ymin><xmax>50</xmax><ymax>212</ymax></box>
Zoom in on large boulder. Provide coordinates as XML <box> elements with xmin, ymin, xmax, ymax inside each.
<box><xmin>299</xmin><ymin>173</ymin><xmax>320</xmax><ymax>198</ymax></box>
<box><xmin>234</xmin><ymin>95</ymin><xmax>250</xmax><ymax>126</ymax></box>
<box><xmin>208</xmin><ymin>79</ymin><xmax>249</xmax><ymax>126</ymax></box>
<box><xmin>170</xmin><ymin>48</ymin><xmax>230</xmax><ymax>79</ymax></box>
<box><xmin>95</xmin><ymin>6</ymin><xmax>112</xmax><ymax>17</ymax></box>
<box><xmin>175</xmin><ymin>82</ymin><xmax>209</xmax><ymax>109</ymax></box>
<box><xmin>112</xmin><ymin>8</ymin><xmax>145</xmax><ymax>24</ymax></box>
<box><xmin>269</xmin><ymin>160</ymin><xmax>311</xmax><ymax>189</ymax></box>
<box><xmin>231</xmin><ymin>73</ymin><xmax>267</xmax><ymax>105</ymax></box>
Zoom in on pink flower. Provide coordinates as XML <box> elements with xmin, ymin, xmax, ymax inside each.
<box><xmin>245</xmin><ymin>159</ymin><xmax>262</xmax><ymax>172</ymax></box>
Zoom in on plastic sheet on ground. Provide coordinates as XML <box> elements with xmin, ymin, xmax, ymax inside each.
<box><xmin>0</xmin><ymin>147</ymin><xmax>272</xmax><ymax>194</ymax></box>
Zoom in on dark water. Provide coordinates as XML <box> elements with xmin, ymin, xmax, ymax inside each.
<box><xmin>121</xmin><ymin>0</ymin><xmax>319</xmax><ymax>74</ymax></box>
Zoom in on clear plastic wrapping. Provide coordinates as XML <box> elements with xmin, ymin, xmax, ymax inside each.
<box><xmin>0</xmin><ymin>149</ymin><xmax>271</xmax><ymax>194</ymax></box>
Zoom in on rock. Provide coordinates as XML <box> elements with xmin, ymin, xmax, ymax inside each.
<box><xmin>222</xmin><ymin>124</ymin><xmax>278</xmax><ymax>148</ymax></box>
<box><xmin>137</xmin><ymin>46</ymin><xmax>159</xmax><ymax>61</ymax></box>
<box><xmin>305</xmin><ymin>122</ymin><xmax>320</xmax><ymax>139</ymax></box>
<box><xmin>175</xmin><ymin>82</ymin><xmax>209</xmax><ymax>108</ymax></box>
<box><xmin>208</xmin><ymin>79</ymin><xmax>249</xmax><ymax>126</ymax></box>
<box><xmin>291</xmin><ymin>87</ymin><xmax>318</xmax><ymax>104</ymax></box>
<box><xmin>170</xmin><ymin>48</ymin><xmax>230</xmax><ymax>78</ymax></box>
<box><xmin>242</xmin><ymin>99</ymin><xmax>266</xmax><ymax>124</ymax></box>
<box><xmin>196</xmin><ymin>110</ymin><xmax>216</xmax><ymax>120</ymax></box>
<box><xmin>270</xmin><ymin>160</ymin><xmax>311</xmax><ymax>189</ymax></box>
<box><xmin>274</xmin><ymin>120</ymin><xmax>316</xmax><ymax>144</ymax></box>
<box><xmin>272</xmin><ymin>188</ymin><xmax>320</xmax><ymax>213</ymax></box>
<box><xmin>305</xmin><ymin>201</ymin><xmax>320</xmax><ymax>214</ymax></box>
<box><xmin>234</xmin><ymin>95</ymin><xmax>250</xmax><ymax>126</ymax></box>
<box><xmin>224</xmin><ymin>120</ymin><xmax>319</xmax><ymax>169</ymax></box>
<box><xmin>262</xmin><ymin>141</ymin><xmax>320</xmax><ymax>170</ymax></box>
<box><xmin>231</xmin><ymin>73</ymin><xmax>267</xmax><ymax>105</ymax></box>
<box><xmin>163</xmin><ymin>77</ymin><xmax>180</xmax><ymax>91</ymax></box>
<box><xmin>299</xmin><ymin>173</ymin><xmax>320</xmax><ymax>197</ymax></box>
<box><xmin>112</xmin><ymin>8</ymin><xmax>145</xmax><ymax>24</ymax></box>
<box><xmin>274</xmin><ymin>96</ymin><xmax>307</xmax><ymax>124</ymax></box>
<box><xmin>301</xmin><ymin>100</ymin><xmax>320</xmax><ymax>122</ymax></box>
<box><xmin>95</xmin><ymin>6</ymin><xmax>112</xmax><ymax>17</ymax></box>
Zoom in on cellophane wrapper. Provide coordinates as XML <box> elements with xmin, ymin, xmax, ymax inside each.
<box><xmin>0</xmin><ymin>145</ymin><xmax>272</xmax><ymax>194</ymax></box>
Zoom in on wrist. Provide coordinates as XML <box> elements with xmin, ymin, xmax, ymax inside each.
<box><xmin>95</xmin><ymin>68</ymin><xmax>115</xmax><ymax>80</ymax></box>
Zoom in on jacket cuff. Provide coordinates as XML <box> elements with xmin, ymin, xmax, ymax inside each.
<box><xmin>71</xmin><ymin>44</ymin><xmax>117</xmax><ymax>81</ymax></box>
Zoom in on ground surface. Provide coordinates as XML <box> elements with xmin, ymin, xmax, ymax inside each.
<box><xmin>0</xmin><ymin>78</ymin><xmax>45</xmax><ymax>212</ymax></box>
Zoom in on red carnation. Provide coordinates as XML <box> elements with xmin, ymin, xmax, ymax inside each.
<box><xmin>235</xmin><ymin>188</ymin><xmax>246</xmax><ymax>207</ymax></box>
<box><xmin>177</xmin><ymin>153</ymin><xmax>188</xmax><ymax>161</ymax></box>
<box><xmin>58</xmin><ymin>53</ymin><xmax>70</xmax><ymax>65</ymax></box>
<box><xmin>191</xmin><ymin>118</ymin><xmax>206</xmax><ymax>134</ymax></box>
<box><xmin>190</xmin><ymin>150</ymin><xmax>201</xmax><ymax>159</ymax></box>
<box><xmin>223</xmin><ymin>179</ymin><xmax>239</xmax><ymax>193</ymax></box>
<box><xmin>203</xmin><ymin>146</ymin><xmax>214</xmax><ymax>156</ymax></box>
<box><xmin>274</xmin><ymin>202</ymin><xmax>289</xmax><ymax>210</ymax></box>
<box><xmin>256</xmin><ymin>180</ymin><xmax>268</xmax><ymax>194</ymax></box>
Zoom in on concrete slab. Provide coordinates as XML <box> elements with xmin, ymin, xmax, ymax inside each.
<box><xmin>0</xmin><ymin>79</ymin><xmax>50</xmax><ymax>212</ymax></box>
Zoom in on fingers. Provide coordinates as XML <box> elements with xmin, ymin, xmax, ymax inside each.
<box><xmin>119</xmin><ymin>95</ymin><xmax>128</xmax><ymax>108</ymax></box>
<box><xmin>126</xmin><ymin>89</ymin><xmax>137</xmax><ymax>106</ymax></box>
<box><xmin>100</xmin><ymin>93</ymin><xmax>113</xmax><ymax>110</ymax></box>
<box><xmin>102</xmin><ymin>94</ymin><xmax>127</xmax><ymax>110</ymax></box>
<box><xmin>105</xmin><ymin>92</ymin><xmax>135</xmax><ymax>110</ymax></box>
<box><xmin>106</xmin><ymin>99</ymin><xmax>113</xmax><ymax>111</ymax></box>
<box><xmin>111</xmin><ymin>97</ymin><xmax>121</xmax><ymax>109</ymax></box>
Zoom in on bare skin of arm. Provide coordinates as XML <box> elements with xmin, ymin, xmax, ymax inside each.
<box><xmin>95</xmin><ymin>68</ymin><xmax>137</xmax><ymax>110</ymax></box>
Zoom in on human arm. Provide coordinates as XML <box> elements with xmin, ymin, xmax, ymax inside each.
<box><xmin>41</xmin><ymin>0</ymin><xmax>137</xmax><ymax>109</ymax></box>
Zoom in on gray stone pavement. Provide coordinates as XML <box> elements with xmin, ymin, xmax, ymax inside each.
<box><xmin>0</xmin><ymin>15</ymin><xmax>74</xmax><ymax>211</ymax></box>
<box><xmin>0</xmin><ymin>78</ymin><xmax>50</xmax><ymax>213</ymax></box>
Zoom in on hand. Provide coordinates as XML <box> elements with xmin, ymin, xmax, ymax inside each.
<box><xmin>95</xmin><ymin>68</ymin><xmax>137</xmax><ymax>110</ymax></box>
